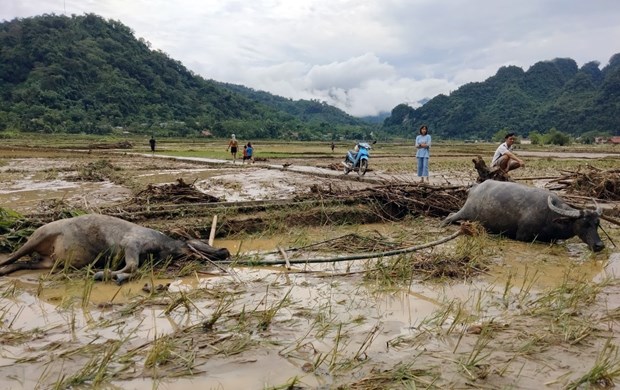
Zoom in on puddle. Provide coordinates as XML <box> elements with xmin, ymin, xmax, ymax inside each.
<box><xmin>133</xmin><ymin>168</ymin><xmax>232</xmax><ymax>187</ymax></box>
<box><xmin>0</xmin><ymin>180</ymin><xmax>132</xmax><ymax>213</ymax></box>
<box><xmin>484</xmin><ymin>240</ymin><xmax>606</xmax><ymax>289</ymax></box>
<box><xmin>194</xmin><ymin>169</ymin><xmax>306</xmax><ymax>202</ymax></box>
<box><xmin>4</xmin><ymin>238</ymin><xmax>612</xmax><ymax>389</ymax></box>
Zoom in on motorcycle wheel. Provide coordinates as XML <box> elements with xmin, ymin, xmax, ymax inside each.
<box><xmin>343</xmin><ymin>165</ymin><xmax>351</xmax><ymax>175</ymax></box>
<box><xmin>358</xmin><ymin>159</ymin><xmax>368</xmax><ymax>176</ymax></box>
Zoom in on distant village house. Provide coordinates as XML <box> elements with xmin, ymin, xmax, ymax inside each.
<box><xmin>607</xmin><ymin>136</ymin><xmax>620</xmax><ymax>145</ymax></box>
<box><xmin>594</xmin><ymin>136</ymin><xmax>620</xmax><ymax>144</ymax></box>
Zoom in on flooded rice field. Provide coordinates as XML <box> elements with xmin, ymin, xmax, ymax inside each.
<box><xmin>1</xmin><ymin>143</ymin><xmax>620</xmax><ymax>389</ymax></box>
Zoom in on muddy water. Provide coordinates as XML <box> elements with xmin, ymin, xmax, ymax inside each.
<box><xmin>133</xmin><ymin>168</ymin><xmax>233</xmax><ymax>187</ymax></box>
<box><xmin>0</xmin><ymin>180</ymin><xmax>132</xmax><ymax>213</ymax></box>
<box><xmin>1</xmin><ymin>232</ymin><xmax>614</xmax><ymax>389</ymax></box>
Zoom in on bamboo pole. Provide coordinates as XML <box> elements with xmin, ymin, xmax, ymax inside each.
<box><xmin>224</xmin><ymin>228</ymin><xmax>465</xmax><ymax>266</ymax></box>
<box><xmin>208</xmin><ymin>215</ymin><xmax>217</xmax><ymax>246</ymax></box>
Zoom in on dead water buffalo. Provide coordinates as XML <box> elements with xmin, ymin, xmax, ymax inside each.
<box><xmin>441</xmin><ymin>180</ymin><xmax>604</xmax><ymax>251</ymax></box>
<box><xmin>0</xmin><ymin>214</ymin><xmax>231</xmax><ymax>283</ymax></box>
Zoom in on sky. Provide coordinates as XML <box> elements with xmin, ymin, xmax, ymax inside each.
<box><xmin>2</xmin><ymin>1</ymin><xmax>620</xmax><ymax>117</ymax></box>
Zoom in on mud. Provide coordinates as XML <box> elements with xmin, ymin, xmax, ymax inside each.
<box><xmin>1</xmin><ymin>144</ymin><xmax>620</xmax><ymax>389</ymax></box>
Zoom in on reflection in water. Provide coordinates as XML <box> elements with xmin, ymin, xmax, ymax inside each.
<box><xmin>484</xmin><ymin>240</ymin><xmax>606</xmax><ymax>290</ymax></box>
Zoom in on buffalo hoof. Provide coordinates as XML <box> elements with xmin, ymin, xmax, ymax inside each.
<box><xmin>93</xmin><ymin>270</ymin><xmax>111</xmax><ymax>281</ymax></box>
<box><xmin>113</xmin><ymin>273</ymin><xmax>132</xmax><ymax>285</ymax></box>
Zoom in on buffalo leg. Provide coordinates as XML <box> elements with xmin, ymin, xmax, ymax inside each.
<box><xmin>93</xmin><ymin>247</ymin><xmax>140</xmax><ymax>283</ymax></box>
<box><xmin>0</xmin><ymin>257</ymin><xmax>55</xmax><ymax>276</ymax></box>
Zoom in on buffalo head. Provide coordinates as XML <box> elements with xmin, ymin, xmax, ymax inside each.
<box><xmin>547</xmin><ymin>196</ymin><xmax>604</xmax><ymax>252</ymax></box>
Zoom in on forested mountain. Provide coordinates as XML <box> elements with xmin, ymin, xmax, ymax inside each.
<box><xmin>0</xmin><ymin>14</ymin><xmax>371</xmax><ymax>139</ymax></box>
<box><xmin>383</xmin><ymin>55</ymin><xmax>620</xmax><ymax>140</ymax></box>
<box><xmin>216</xmin><ymin>82</ymin><xmax>367</xmax><ymax>127</ymax></box>
<box><xmin>3</xmin><ymin>14</ymin><xmax>618</xmax><ymax>142</ymax></box>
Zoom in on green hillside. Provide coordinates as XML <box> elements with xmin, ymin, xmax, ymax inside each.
<box><xmin>3</xmin><ymin>13</ymin><xmax>618</xmax><ymax>142</ymax></box>
<box><xmin>382</xmin><ymin>55</ymin><xmax>620</xmax><ymax>140</ymax></box>
<box><xmin>0</xmin><ymin>14</ymin><xmax>372</xmax><ymax>140</ymax></box>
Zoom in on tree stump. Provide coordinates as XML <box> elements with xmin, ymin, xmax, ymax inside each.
<box><xmin>472</xmin><ymin>156</ymin><xmax>513</xmax><ymax>182</ymax></box>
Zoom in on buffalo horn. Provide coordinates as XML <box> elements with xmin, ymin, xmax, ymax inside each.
<box><xmin>547</xmin><ymin>196</ymin><xmax>582</xmax><ymax>218</ymax></box>
<box><xmin>591</xmin><ymin>198</ymin><xmax>603</xmax><ymax>216</ymax></box>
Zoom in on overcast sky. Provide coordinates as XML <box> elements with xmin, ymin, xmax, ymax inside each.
<box><xmin>2</xmin><ymin>1</ymin><xmax>619</xmax><ymax>117</ymax></box>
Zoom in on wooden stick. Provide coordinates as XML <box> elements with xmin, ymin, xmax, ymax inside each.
<box><xmin>225</xmin><ymin>229</ymin><xmax>464</xmax><ymax>266</ymax></box>
<box><xmin>601</xmin><ymin>214</ymin><xmax>620</xmax><ymax>227</ymax></box>
<box><xmin>278</xmin><ymin>246</ymin><xmax>291</xmax><ymax>270</ymax></box>
<box><xmin>208</xmin><ymin>215</ymin><xmax>217</xmax><ymax>246</ymax></box>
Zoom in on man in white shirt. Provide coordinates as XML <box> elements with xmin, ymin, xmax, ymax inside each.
<box><xmin>491</xmin><ymin>133</ymin><xmax>525</xmax><ymax>172</ymax></box>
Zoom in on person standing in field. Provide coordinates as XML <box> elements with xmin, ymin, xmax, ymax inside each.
<box><xmin>415</xmin><ymin>125</ymin><xmax>431</xmax><ymax>183</ymax></box>
<box><xmin>242</xmin><ymin>145</ymin><xmax>249</xmax><ymax>164</ymax></box>
<box><xmin>227</xmin><ymin>134</ymin><xmax>239</xmax><ymax>163</ymax></box>
<box><xmin>246</xmin><ymin>142</ymin><xmax>254</xmax><ymax>163</ymax></box>
<box><xmin>149</xmin><ymin>136</ymin><xmax>156</xmax><ymax>153</ymax></box>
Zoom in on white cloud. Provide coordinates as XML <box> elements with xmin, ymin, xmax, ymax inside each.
<box><xmin>306</xmin><ymin>54</ymin><xmax>395</xmax><ymax>90</ymax></box>
<box><xmin>1</xmin><ymin>0</ymin><xmax>619</xmax><ymax>116</ymax></box>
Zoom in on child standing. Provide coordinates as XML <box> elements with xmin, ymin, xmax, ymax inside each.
<box><xmin>246</xmin><ymin>142</ymin><xmax>254</xmax><ymax>163</ymax></box>
<box><xmin>242</xmin><ymin>145</ymin><xmax>249</xmax><ymax>164</ymax></box>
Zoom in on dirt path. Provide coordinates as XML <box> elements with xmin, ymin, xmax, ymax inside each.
<box><xmin>142</xmin><ymin>152</ymin><xmax>477</xmax><ymax>187</ymax></box>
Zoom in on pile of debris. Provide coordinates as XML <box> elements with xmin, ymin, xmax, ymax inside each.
<box><xmin>134</xmin><ymin>178</ymin><xmax>220</xmax><ymax>204</ymax></box>
<box><xmin>71</xmin><ymin>159</ymin><xmax>117</xmax><ymax>182</ymax></box>
<box><xmin>87</xmin><ymin>140</ymin><xmax>133</xmax><ymax>149</ymax></box>
<box><xmin>303</xmin><ymin>182</ymin><xmax>469</xmax><ymax>218</ymax></box>
<box><xmin>546</xmin><ymin>166</ymin><xmax>620</xmax><ymax>200</ymax></box>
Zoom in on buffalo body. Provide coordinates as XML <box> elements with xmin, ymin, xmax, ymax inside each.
<box><xmin>441</xmin><ymin>181</ymin><xmax>604</xmax><ymax>251</ymax></box>
<box><xmin>0</xmin><ymin>214</ymin><xmax>230</xmax><ymax>282</ymax></box>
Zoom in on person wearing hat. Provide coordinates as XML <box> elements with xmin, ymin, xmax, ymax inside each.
<box><xmin>227</xmin><ymin>134</ymin><xmax>239</xmax><ymax>163</ymax></box>
<box><xmin>491</xmin><ymin>132</ymin><xmax>525</xmax><ymax>172</ymax></box>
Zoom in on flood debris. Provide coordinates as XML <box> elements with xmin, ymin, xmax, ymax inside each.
<box><xmin>134</xmin><ymin>178</ymin><xmax>220</xmax><ymax>204</ymax></box>
<box><xmin>320</xmin><ymin>162</ymin><xmax>343</xmax><ymax>171</ymax></box>
<box><xmin>70</xmin><ymin>159</ymin><xmax>119</xmax><ymax>182</ymax></box>
<box><xmin>472</xmin><ymin>155</ymin><xmax>513</xmax><ymax>182</ymax></box>
<box><xmin>303</xmin><ymin>182</ymin><xmax>468</xmax><ymax>218</ymax></box>
<box><xmin>0</xmin><ymin>208</ymin><xmax>36</xmax><ymax>252</ymax></box>
<box><xmin>87</xmin><ymin>140</ymin><xmax>133</xmax><ymax>149</ymax></box>
<box><xmin>546</xmin><ymin>166</ymin><xmax>620</xmax><ymax>200</ymax></box>
<box><xmin>298</xmin><ymin>232</ymin><xmax>405</xmax><ymax>253</ymax></box>
<box><xmin>229</xmin><ymin>226</ymin><xmax>468</xmax><ymax>267</ymax></box>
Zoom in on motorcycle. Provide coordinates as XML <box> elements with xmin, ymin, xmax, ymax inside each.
<box><xmin>342</xmin><ymin>142</ymin><xmax>371</xmax><ymax>176</ymax></box>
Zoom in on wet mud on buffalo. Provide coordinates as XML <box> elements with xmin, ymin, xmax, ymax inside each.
<box><xmin>441</xmin><ymin>180</ymin><xmax>605</xmax><ymax>252</ymax></box>
<box><xmin>0</xmin><ymin>214</ymin><xmax>231</xmax><ymax>283</ymax></box>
